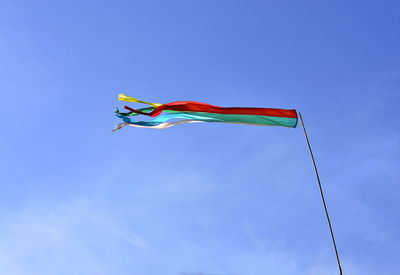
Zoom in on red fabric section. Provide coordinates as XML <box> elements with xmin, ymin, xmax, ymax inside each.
<box><xmin>124</xmin><ymin>101</ymin><xmax>297</xmax><ymax>118</ymax></box>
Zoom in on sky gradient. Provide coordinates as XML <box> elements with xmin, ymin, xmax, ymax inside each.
<box><xmin>1</xmin><ymin>0</ymin><xmax>399</xmax><ymax>274</ymax></box>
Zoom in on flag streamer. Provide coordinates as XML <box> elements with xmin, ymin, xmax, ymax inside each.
<box><xmin>113</xmin><ymin>94</ymin><xmax>298</xmax><ymax>131</ymax></box>
<box><xmin>118</xmin><ymin>94</ymin><xmax>161</xmax><ymax>107</ymax></box>
<box><xmin>113</xmin><ymin>120</ymin><xmax>205</xmax><ymax>131</ymax></box>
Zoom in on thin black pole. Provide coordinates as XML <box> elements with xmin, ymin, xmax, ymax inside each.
<box><xmin>299</xmin><ymin>112</ymin><xmax>343</xmax><ymax>275</ymax></box>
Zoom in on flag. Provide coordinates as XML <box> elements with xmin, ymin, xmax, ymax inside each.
<box><xmin>113</xmin><ymin>94</ymin><xmax>297</xmax><ymax>130</ymax></box>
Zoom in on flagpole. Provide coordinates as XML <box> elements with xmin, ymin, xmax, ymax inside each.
<box><xmin>298</xmin><ymin>112</ymin><xmax>343</xmax><ymax>275</ymax></box>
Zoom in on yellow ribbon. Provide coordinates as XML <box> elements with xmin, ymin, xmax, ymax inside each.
<box><xmin>118</xmin><ymin>94</ymin><xmax>162</xmax><ymax>107</ymax></box>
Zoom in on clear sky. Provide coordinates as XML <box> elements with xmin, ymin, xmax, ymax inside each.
<box><xmin>1</xmin><ymin>0</ymin><xmax>399</xmax><ymax>274</ymax></box>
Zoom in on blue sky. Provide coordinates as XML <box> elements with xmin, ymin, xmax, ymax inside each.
<box><xmin>1</xmin><ymin>0</ymin><xmax>399</xmax><ymax>274</ymax></box>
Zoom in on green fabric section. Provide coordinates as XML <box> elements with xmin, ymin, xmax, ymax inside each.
<box><xmin>185</xmin><ymin>112</ymin><xmax>297</xmax><ymax>127</ymax></box>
